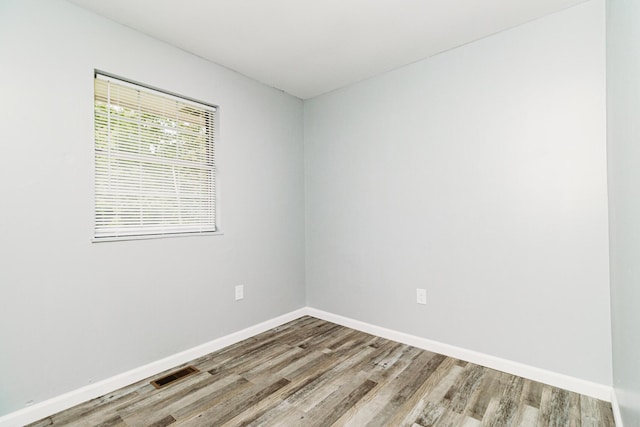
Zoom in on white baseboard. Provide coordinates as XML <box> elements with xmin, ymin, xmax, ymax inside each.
<box><xmin>611</xmin><ymin>389</ymin><xmax>624</xmax><ymax>427</ymax></box>
<box><xmin>0</xmin><ymin>308</ymin><xmax>307</xmax><ymax>427</ymax></box>
<box><xmin>0</xmin><ymin>306</ymin><xmax>613</xmax><ymax>427</ymax></box>
<box><xmin>305</xmin><ymin>307</ymin><xmax>613</xmax><ymax>402</ymax></box>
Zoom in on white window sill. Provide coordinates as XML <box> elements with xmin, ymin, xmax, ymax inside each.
<box><xmin>92</xmin><ymin>231</ymin><xmax>224</xmax><ymax>243</ymax></box>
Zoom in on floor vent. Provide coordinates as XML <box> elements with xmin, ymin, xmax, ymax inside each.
<box><xmin>151</xmin><ymin>366</ymin><xmax>199</xmax><ymax>389</ymax></box>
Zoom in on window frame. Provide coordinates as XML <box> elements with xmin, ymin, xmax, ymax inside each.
<box><xmin>92</xmin><ymin>71</ymin><xmax>221</xmax><ymax>242</ymax></box>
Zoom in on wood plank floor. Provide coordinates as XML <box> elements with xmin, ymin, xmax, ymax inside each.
<box><xmin>28</xmin><ymin>316</ymin><xmax>615</xmax><ymax>427</ymax></box>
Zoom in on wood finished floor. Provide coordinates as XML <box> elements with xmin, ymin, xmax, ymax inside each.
<box><xmin>29</xmin><ymin>316</ymin><xmax>615</xmax><ymax>427</ymax></box>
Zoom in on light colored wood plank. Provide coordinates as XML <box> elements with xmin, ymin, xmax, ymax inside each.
<box><xmin>339</xmin><ymin>349</ymin><xmax>429</xmax><ymax>426</ymax></box>
<box><xmin>461</xmin><ymin>416</ymin><xmax>482</xmax><ymax>427</ymax></box>
<box><xmin>366</xmin><ymin>353</ymin><xmax>446</xmax><ymax>426</ymax></box>
<box><xmin>400</xmin><ymin>359</ymin><xmax>464</xmax><ymax>426</ymax></box>
<box><xmin>516</xmin><ymin>404</ymin><xmax>539</xmax><ymax>427</ymax></box>
<box><xmin>596</xmin><ymin>398</ymin><xmax>616</xmax><ymax>427</ymax></box>
<box><xmin>446</xmin><ymin>363</ymin><xmax>486</xmax><ymax>415</ymax></box>
<box><xmin>482</xmin><ymin>375</ymin><xmax>525</xmax><ymax>426</ymax></box>
<box><xmin>303</xmin><ymin>377</ymin><xmax>377</xmax><ymax>426</ymax></box>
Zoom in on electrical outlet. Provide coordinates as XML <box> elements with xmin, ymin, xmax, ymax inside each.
<box><xmin>416</xmin><ymin>288</ymin><xmax>427</xmax><ymax>305</ymax></box>
<box><xmin>235</xmin><ymin>284</ymin><xmax>244</xmax><ymax>300</ymax></box>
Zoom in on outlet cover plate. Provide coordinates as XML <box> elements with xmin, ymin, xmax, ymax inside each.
<box><xmin>416</xmin><ymin>288</ymin><xmax>427</xmax><ymax>305</ymax></box>
<box><xmin>235</xmin><ymin>285</ymin><xmax>244</xmax><ymax>300</ymax></box>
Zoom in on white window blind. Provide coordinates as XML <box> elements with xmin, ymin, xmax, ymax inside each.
<box><xmin>94</xmin><ymin>73</ymin><xmax>217</xmax><ymax>240</ymax></box>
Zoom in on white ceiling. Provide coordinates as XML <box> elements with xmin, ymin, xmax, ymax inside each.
<box><xmin>68</xmin><ymin>0</ymin><xmax>588</xmax><ymax>99</ymax></box>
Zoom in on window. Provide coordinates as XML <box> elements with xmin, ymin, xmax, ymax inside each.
<box><xmin>94</xmin><ymin>73</ymin><xmax>217</xmax><ymax>240</ymax></box>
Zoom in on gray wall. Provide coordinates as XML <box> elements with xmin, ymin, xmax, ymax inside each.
<box><xmin>607</xmin><ymin>0</ymin><xmax>640</xmax><ymax>423</ymax></box>
<box><xmin>0</xmin><ymin>0</ymin><xmax>305</xmax><ymax>416</ymax></box>
<box><xmin>304</xmin><ymin>0</ymin><xmax>612</xmax><ymax>385</ymax></box>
